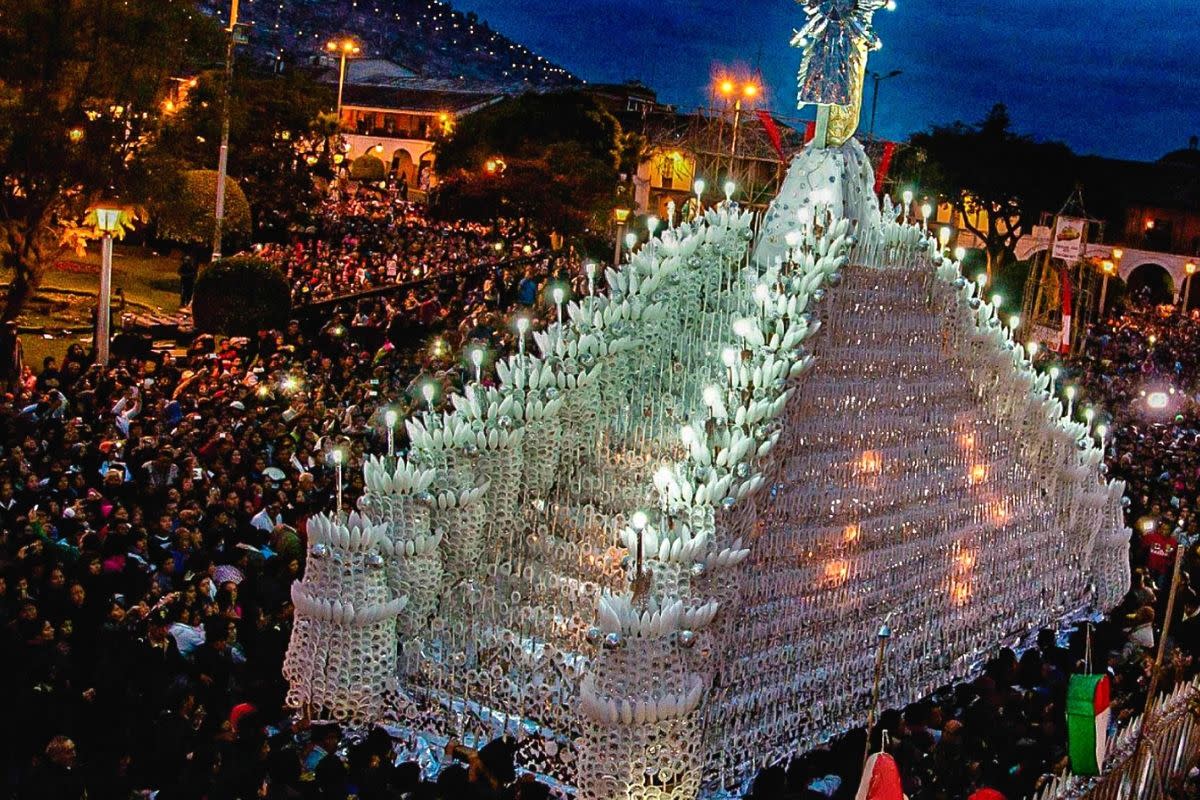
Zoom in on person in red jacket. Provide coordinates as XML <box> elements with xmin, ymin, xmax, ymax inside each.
<box><xmin>1142</xmin><ymin>525</ymin><xmax>1178</xmax><ymax>587</ymax></box>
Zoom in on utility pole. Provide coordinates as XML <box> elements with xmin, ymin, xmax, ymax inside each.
<box><xmin>211</xmin><ymin>0</ymin><xmax>241</xmax><ymax>263</ymax></box>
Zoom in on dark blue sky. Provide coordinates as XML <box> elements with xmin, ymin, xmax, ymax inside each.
<box><xmin>461</xmin><ymin>0</ymin><xmax>1199</xmax><ymax>162</ymax></box>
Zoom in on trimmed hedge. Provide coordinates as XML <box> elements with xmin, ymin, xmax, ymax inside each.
<box><xmin>192</xmin><ymin>255</ymin><xmax>290</xmax><ymax>336</ymax></box>
<box><xmin>155</xmin><ymin>169</ymin><xmax>252</xmax><ymax>248</ymax></box>
<box><xmin>349</xmin><ymin>154</ymin><xmax>386</xmax><ymax>182</ymax></box>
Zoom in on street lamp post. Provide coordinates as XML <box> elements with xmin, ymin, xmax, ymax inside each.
<box><xmin>327</xmin><ymin>38</ymin><xmax>362</xmax><ymax>118</ymax></box>
<box><xmin>1185</xmin><ymin>261</ymin><xmax>1197</xmax><ymax>311</ymax></box>
<box><xmin>211</xmin><ymin>0</ymin><xmax>245</xmax><ymax>263</ymax></box>
<box><xmin>867</xmin><ymin>69</ymin><xmax>902</xmax><ymax>141</ymax></box>
<box><xmin>93</xmin><ymin>202</ymin><xmax>123</xmax><ymax>367</ymax></box>
<box><xmin>1099</xmin><ymin>259</ymin><xmax>1115</xmax><ymax>316</ymax></box>
<box><xmin>716</xmin><ymin>78</ymin><xmax>759</xmax><ymax>184</ymax></box>
<box><xmin>613</xmin><ymin>207</ymin><xmax>630</xmax><ymax>267</ymax></box>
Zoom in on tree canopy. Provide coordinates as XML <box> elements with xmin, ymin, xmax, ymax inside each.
<box><xmin>153</xmin><ymin>169</ymin><xmax>252</xmax><ymax>248</ymax></box>
<box><xmin>893</xmin><ymin>104</ymin><xmax>1076</xmax><ymax>277</ymax></box>
<box><xmin>0</xmin><ymin>0</ymin><xmax>220</xmax><ymax>320</ymax></box>
<box><xmin>157</xmin><ymin>67</ymin><xmax>336</xmax><ymax>242</ymax></box>
<box><xmin>433</xmin><ymin>91</ymin><xmax>622</xmax><ymax>234</ymax></box>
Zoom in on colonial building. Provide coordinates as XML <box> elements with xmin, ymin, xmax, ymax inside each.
<box><xmin>321</xmin><ymin>58</ymin><xmax>506</xmax><ymax>186</ymax></box>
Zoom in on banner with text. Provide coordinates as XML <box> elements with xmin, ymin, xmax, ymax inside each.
<box><xmin>1052</xmin><ymin>216</ymin><xmax>1087</xmax><ymax>263</ymax></box>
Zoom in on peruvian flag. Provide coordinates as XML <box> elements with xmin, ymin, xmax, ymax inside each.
<box><xmin>1067</xmin><ymin>674</ymin><xmax>1111</xmax><ymax>776</ymax></box>
<box><xmin>855</xmin><ymin>752</ymin><xmax>905</xmax><ymax>800</ymax></box>
<box><xmin>1058</xmin><ymin>263</ymin><xmax>1073</xmax><ymax>353</ymax></box>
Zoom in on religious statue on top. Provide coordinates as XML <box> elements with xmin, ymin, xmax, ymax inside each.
<box><xmin>792</xmin><ymin>0</ymin><xmax>890</xmax><ymax>147</ymax></box>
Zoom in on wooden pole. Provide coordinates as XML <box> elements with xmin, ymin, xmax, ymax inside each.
<box><xmin>1130</xmin><ymin>544</ymin><xmax>1186</xmax><ymax>793</ymax></box>
<box><xmin>863</xmin><ymin>617</ymin><xmax>893</xmax><ymax>767</ymax></box>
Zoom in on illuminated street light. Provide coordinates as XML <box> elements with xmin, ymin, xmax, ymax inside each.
<box><xmin>327</xmin><ymin>37</ymin><xmax>362</xmax><ymax>117</ymax></box>
<box><xmin>1099</xmin><ymin>259</ymin><xmax>1116</xmax><ymax>315</ymax></box>
<box><xmin>613</xmin><ymin>207</ymin><xmax>631</xmax><ymax>266</ymax></box>
<box><xmin>90</xmin><ymin>198</ymin><xmax>124</xmax><ymax>367</ymax></box>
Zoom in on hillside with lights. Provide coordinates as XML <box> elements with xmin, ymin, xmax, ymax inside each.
<box><xmin>202</xmin><ymin>0</ymin><xmax>578</xmax><ymax>87</ymax></box>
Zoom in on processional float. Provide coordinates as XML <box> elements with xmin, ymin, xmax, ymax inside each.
<box><xmin>283</xmin><ymin>2</ymin><xmax>1131</xmax><ymax>797</ymax></box>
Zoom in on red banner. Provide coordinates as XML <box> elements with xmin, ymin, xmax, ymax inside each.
<box><xmin>756</xmin><ymin>110</ymin><xmax>786</xmax><ymax>161</ymax></box>
<box><xmin>1058</xmin><ymin>263</ymin><xmax>1073</xmax><ymax>353</ymax></box>
<box><xmin>874</xmin><ymin>141</ymin><xmax>897</xmax><ymax>195</ymax></box>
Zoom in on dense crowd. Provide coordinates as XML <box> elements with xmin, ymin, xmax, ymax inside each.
<box><xmin>5</xmin><ymin>187</ymin><xmax>1200</xmax><ymax>799</ymax></box>
<box><xmin>257</xmin><ymin>185</ymin><xmax>554</xmax><ymax>306</ymax></box>
<box><xmin>0</xmin><ymin>184</ymin><xmax>586</xmax><ymax>797</ymax></box>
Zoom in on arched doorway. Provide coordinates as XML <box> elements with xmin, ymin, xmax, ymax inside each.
<box><xmin>1125</xmin><ymin>263</ymin><xmax>1175</xmax><ymax>305</ymax></box>
<box><xmin>390</xmin><ymin>148</ymin><xmax>416</xmax><ymax>186</ymax></box>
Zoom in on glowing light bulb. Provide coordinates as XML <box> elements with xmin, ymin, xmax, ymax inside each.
<box><xmin>703</xmin><ymin>385</ymin><xmax>722</xmax><ymax>407</ymax></box>
<box><xmin>385</xmin><ymin>409</ymin><xmax>398</xmax><ymax>428</ymax></box>
<box><xmin>680</xmin><ymin>424</ymin><xmax>697</xmax><ymax>447</ymax></box>
<box><xmin>630</xmin><ymin>511</ymin><xmax>647</xmax><ymax>531</ymax></box>
<box><xmin>754</xmin><ymin>283</ymin><xmax>771</xmax><ymax>306</ymax></box>
<box><xmin>724</xmin><ymin>180</ymin><xmax>735</xmax><ymax>202</ymax></box>
<box><xmin>722</xmin><ymin>347</ymin><xmax>739</xmax><ymax>368</ymax></box>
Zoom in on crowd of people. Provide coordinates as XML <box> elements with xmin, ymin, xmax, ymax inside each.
<box><xmin>257</xmin><ymin>186</ymin><xmax>556</xmax><ymax>307</ymax></box>
<box><xmin>0</xmin><ymin>182</ymin><xmax>586</xmax><ymax>798</ymax></box>
<box><xmin>5</xmin><ymin>176</ymin><xmax>1200</xmax><ymax>799</ymax></box>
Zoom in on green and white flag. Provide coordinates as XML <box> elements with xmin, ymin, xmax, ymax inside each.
<box><xmin>1067</xmin><ymin>673</ymin><xmax>1111</xmax><ymax>776</ymax></box>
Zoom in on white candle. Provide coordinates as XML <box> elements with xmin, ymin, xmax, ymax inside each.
<box><xmin>385</xmin><ymin>409</ymin><xmax>397</xmax><ymax>457</ymax></box>
<box><xmin>332</xmin><ymin>449</ymin><xmax>344</xmax><ymax>515</ymax></box>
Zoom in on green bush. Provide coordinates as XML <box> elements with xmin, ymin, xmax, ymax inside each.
<box><xmin>192</xmin><ymin>255</ymin><xmax>290</xmax><ymax>336</ymax></box>
<box><xmin>350</xmin><ymin>154</ymin><xmax>386</xmax><ymax>182</ymax></box>
<box><xmin>154</xmin><ymin>169</ymin><xmax>252</xmax><ymax>248</ymax></box>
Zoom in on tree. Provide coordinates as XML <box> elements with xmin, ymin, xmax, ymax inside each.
<box><xmin>156</xmin><ymin>68</ymin><xmax>336</xmax><ymax>242</ymax></box>
<box><xmin>192</xmin><ymin>255</ymin><xmax>290</xmax><ymax>335</ymax></box>
<box><xmin>153</xmin><ymin>170</ymin><xmax>252</xmax><ymax>249</ymax></box>
<box><xmin>0</xmin><ymin>0</ymin><xmax>219</xmax><ymax>321</ymax></box>
<box><xmin>893</xmin><ymin>104</ymin><xmax>1075</xmax><ymax>280</ymax></box>
<box><xmin>433</xmin><ymin>91</ymin><xmax>622</xmax><ymax>234</ymax></box>
<box><xmin>350</xmin><ymin>154</ymin><xmax>387</xmax><ymax>182</ymax></box>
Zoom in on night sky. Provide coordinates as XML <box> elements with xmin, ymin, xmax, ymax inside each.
<box><xmin>461</xmin><ymin>0</ymin><xmax>1199</xmax><ymax>162</ymax></box>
